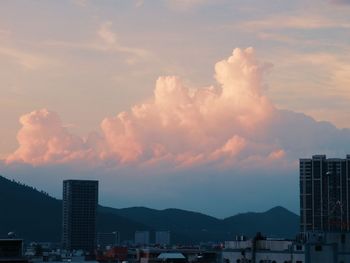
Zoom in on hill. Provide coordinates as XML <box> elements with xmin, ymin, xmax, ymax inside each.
<box><xmin>223</xmin><ymin>206</ymin><xmax>299</xmax><ymax>238</ymax></box>
<box><xmin>0</xmin><ymin>175</ymin><xmax>299</xmax><ymax>243</ymax></box>
<box><xmin>0</xmin><ymin>175</ymin><xmax>149</xmax><ymax>242</ymax></box>
<box><xmin>100</xmin><ymin>206</ymin><xmax>299</xmax><ymax>242</ymax></box>
<box><xmin>0</xmin><ymin>175</ymin><xmax>62</xmax><ymax>241</ymax></box>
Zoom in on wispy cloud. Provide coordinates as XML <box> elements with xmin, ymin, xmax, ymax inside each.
<box><xmin>135</xmin><ymin>0</ymin><xmax>144</xmax><ymax>8</ymax></box>
<box><xmin>0</xmin><ymin>28</ymin><xmax>11</xmax><ymax>38</ymax></box>
<box><xmin>130</xmin><ymin>0</ymin><xmax>216</xmax><ymax>10</ymax></box>
<box><xmin>330</xmin><ymin>0</ymin><xmax>350</xmax><ymax>5</ymax></box>
<box><xmin>265</xmin><ymin>48</ymin><xmax>350</xmax><ymax>128</ymax></box>
<box><xmin>239</xmin><ymin>14</ymin><xmax>350</xmax><ymax>30</ymax></box>
<box><xmin>72</xmin><ymin>0</ymin><xmax>88</xmax><ymax>7</ymax></box>
<box><xmin>44</xmin><ymin>22</ymin><xmax>151</xmax><ymax>64</ymax></box>
<box><xmin>0</xmin><ymin>46</ymin><xmax>51</xmax><ymax>70</ymax></box>
<box><xmin>297</xmin><ymin>52</ymin><xmax>350</xmax><ymax>95</ymax></box>
<box><xmin>166</xmin><ymin>0</ymin><xmax>210</xmax><ymax>10</ymax></box>
<box><xmin>256</xmin><ymin>32</ymin><xmax>316</xmax><ymax>45</ymax></box>
<box><xmin>97</xmin><ymin>22</ymin><xmax>151</xmax><ymax>59</ymax></box>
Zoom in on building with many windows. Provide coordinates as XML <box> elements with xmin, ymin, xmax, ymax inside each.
<box><xmin>155</xmin><ymin>231</ymin><xmax>170</xmax><ymax>246</ymax></box>
<box><xmin>300</xmin><ymin>155</ymin><xmax>350</xmax><ymax>233</ymax></box>
<box><xmin>62</xmin><ymin>180</ymin><xmax>98</xmax><ymax>252</ymax></box>
<box><xmin>135</xmin><ymin>231</ymin><xmax>150</xmax><ymax>246</ymax></box>
<box><xmin>222</xmin><ymin>232</ymin><xmax>350</xmax><ymax>263</ymax></box>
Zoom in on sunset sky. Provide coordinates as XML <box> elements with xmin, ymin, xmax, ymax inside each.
<box><xmin>1</xmin><ymin>0</ymin><xmax>350</xmax><ymax>217</ymax></box>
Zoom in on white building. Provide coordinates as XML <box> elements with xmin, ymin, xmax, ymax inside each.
<box><xmin>223</xmin><ymin>237</ymin><xmax>304</xmax><ymax>263</ymax></box>
<box><xmin>222</xmin><ymin>232</ymin><xmax>350</xmax><ymax>263</ymax></box>
<box><xmin>155</xmin><ymin>231</ymin><xmax>170</xmax><ymax>245</ymax></box>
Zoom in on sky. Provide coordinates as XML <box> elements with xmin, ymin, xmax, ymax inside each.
<box><xmin>1</xmin><ymin>0</ymin><xmax>350</xmax><ymax>218</ymax></box>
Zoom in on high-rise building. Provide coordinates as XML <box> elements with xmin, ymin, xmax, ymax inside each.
<box><xmin>300</xmin><ymin>155</ymin><xmax>350</xmax><ymax>233</ymax></box>
<box><xmin>62</xmin><ymin>180</ymin><xmax>98</xmax><ymax>252</ymax></box>
<box><xmin>134</xmin><ymin>231</ymin><xmax>150</xmax><ymax>246</ymax></box>
<box><xmin>155</xmin><ymin>231</ymin><xmax>170</xmax><ymax>245</ymax></box>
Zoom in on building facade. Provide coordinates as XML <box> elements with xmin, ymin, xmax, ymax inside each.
<box><xmin>0</xmin><ymin>239</ymin><xmax>27</xmax><ymax>263</ymax></box>
<box><xmin>135</xmin><ymin>231</ymin><xmax>150</xmax><ymax>246</ymax></box>
<box><xmin>155</xmin><ymin>231</ymin><xmax>170</xmax><ymax>246</ymax></box>
<box><xmin>97</xmin><ymin>232</ymin><xmax>120</xmax><ymax>249</ymax></box>
<box><xmin>223</xmin><ymin>237</ymin><xmax>305</xmax><ymax>263</ymax></box>
<box><xmin>222</xmin><ymin>232</ymin><xmax>350</xmax><ymax>263</ymax></box>
<box><xmin>62</xmin><ymin>180</ymin><xmax>99</xmax><ymax>252</ymax></box>
<box><xmin>300</xmin><ymin>155</ymin><xmax>350</xmax><ymax>233</ymax></box>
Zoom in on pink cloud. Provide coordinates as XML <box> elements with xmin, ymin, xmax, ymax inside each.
<box><xmin>6</xmin><ymin>48</ymin><xmax>286</xmax><ymax>168</ymax></box>
<box><xmin>6</xmin><ymin>109</ymin><xmax>93</xmax><ymax>165</ymax></box>
<box><xmin>268</xmin><ymin>149</ymin><xmax>286</xmax><ymax>160</ymax></box>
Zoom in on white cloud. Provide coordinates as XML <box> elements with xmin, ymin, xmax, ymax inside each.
<box><xmin>7</xmin><ymin>47</ymin><xmax>350</xmax><ymax>171</ymax></box>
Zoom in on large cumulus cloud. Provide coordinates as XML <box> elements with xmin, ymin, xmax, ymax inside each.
<box><xmin>6</xmin><ymin>109</ymin><xmax>93</xmax><ymax>165</ymax></box>
<box><xmin>6</xmin><ymin>47</ymin><xmax>350</xmax><ymax>169</ymax></box>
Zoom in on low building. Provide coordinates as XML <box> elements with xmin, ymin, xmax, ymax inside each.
<box><xmin>97</xmin><ymin>232</ymin><xmax>120</xmax><ymax>249</ymax></box>
<box><xmin>0</xmin><ymin>239</ymin><xmax>28</xmax><ymax>263</ymax></box>
<box><xmin>304</xmin><ymin>232</ymin><xmax>350</xmax><ymax>263</ymax></box>
<box><xmin>136</xmin><ymin>247</ymin><xmax>219</xmax><ymax>263</ymax></box>
<box><xmin>158</xmin><ymin>252</ymin><xmax>187</xmax><ymax>263</ymax></box>
<box><xmin>96</xmin><ymin>246</ymin><xmax>128</xmax><ymax>262</ymax></box>
<box><xmin>222</xmin><ymin>234</ymin><xmax>304</xmax><ymax>263</ymax></box>
<box><xmin>222</xmin><ymin>232</ymin><xmax>350</xmax><ymax>263</ymax></box>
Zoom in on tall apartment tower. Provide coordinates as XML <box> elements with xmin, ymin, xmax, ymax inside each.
<box><xmin>62</xmin><ymin>180</ymin><xmax>98</xmax><ymax>252</ymax></box>
<box><xmin>300</xmin><ymin>155</ymin><xmax>350</xmax><ymax>233</ymax></box>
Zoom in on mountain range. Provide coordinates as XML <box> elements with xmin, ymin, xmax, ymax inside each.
<box><xmin>0</xmin><ymin>175</ymin><xmax>299</xmax><ymax>244</ymax></box>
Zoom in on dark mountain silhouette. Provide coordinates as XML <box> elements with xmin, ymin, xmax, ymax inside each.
<box><xmin>0</xmin><ymin>175</ymin><xmax>148</xmax><ymax>242</ymax></box>
<box><xmin>0</xmin><ymin>175</ymin><xmax>62</xmax><ymax>241</ymax></box>
<box><xmin>100</xmin><ymin>206</ymin><xmax>299</xmax><ymax>242</ymax></box>
<box><xmin>0</xmin><ymin>175</ymin><xmax>299</xmax><ymax>243</ymax></box>
<box><xmin>223</xmin><ymin>206</ymin><xmax>300</xmax><ymax>238</ymax></box>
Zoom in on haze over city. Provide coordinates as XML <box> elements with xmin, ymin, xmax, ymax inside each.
<box><xmin>1</xmin><ymin>0</ymin><xmax>350</xmax><ymax>218</ymax></box>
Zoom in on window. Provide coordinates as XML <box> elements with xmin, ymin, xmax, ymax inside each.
<box><xmin>341</xmin><ymin>234</ymin><xmax>346</xmax><ymax>244</ymax></box>
<box><xmin>296</xmin><ymin>245</ymin><xmax>302</xmax><ymax>250</ymax></box>
<box><xmin>315</xmin><ymin>245</ymin><xmax>322</xmax><ymax>251</ymax></box>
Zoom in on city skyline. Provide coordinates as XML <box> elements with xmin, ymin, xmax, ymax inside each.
<box><xmin>1</xmin><ymin>0</ymin><xmax>350</xmax><ymax>217</ymax></box>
